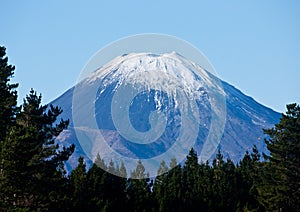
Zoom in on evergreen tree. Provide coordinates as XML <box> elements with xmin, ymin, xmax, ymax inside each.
<box><xmin>162</xmin><ymin>158</ymin><xmax>183</xmax><ymax>211</ymax></box>
<box><xmin>222</xmin><ymin>157</ymin><xmax>237</xmax><ymax>210</ymax></box>
<box><xmin>127</xmin><ymin>160</ymin><xmax>153</xmax><ymax>212</ymax></box>
<box><xmin>0</xmin><ymin>46</ymin><xmax>19</xmax><ymax>142</ymax></box>
<box><xmin>153</xmin><ymin>160</ymin><xmax>169</xmax><ymax>211</ymax></box>
<box><xmin>85</xmin><ymin>154</ymin><xmax>109</xmax><ymax>211</ymax></box>
<box><xmin>1</xmin><ymin>90</ymin><xmax>74</xmax><ymax>210</ymax></box>
<box><xmin>69</xmin><ymin>156</ymin><xmax>88</xmax><ymax>210</ymax></box>
<box><xmin>86</xmin><ymin>163</ymin><xmax>106</xmax><ymax>211</ymax></box>
<box><xmin>94</xmin><ymin>153</ymin><xmax>106</xmax><ymax>170</ymax></box>
<box><xmin>182</xmin><ymin>148</ymin><xmax>203</xmax><ymax>210</ymax></box>
<box><xmin>211</xmin><ymin>149</ymin><xmax>226</xmax><ymax>211</ymax></box>
<box><xmin>0</xmin><ymin>46</ymin><xmax>20</xmax><ymax>207</ymax></box>
<box><xmin>236</xmin><ymin>146</ymin><xmax>262</xmax><ymax>211</ymax></box>
<box><xmin>258</xmin><ymin>103</ymin><xmax>300</xmax><ymax>211</ymax></box>
<box><xmin>119</xmin><ymin>160</ymin><xmax>127</xmax><ymax>178</ymax></box>
<box><xmin>198</xmin><ymin>160</ymin><xmax>212</xmax><ymax>211</ymax></box>
<box><xmin>103</xmin><ymin>160</ymin><xmax>127</xmax><ymax>211</ymax></box>
<box><xmin>85</xmin><ymin>155</ymin><xmax>127</xmax><ymax>211</ymax></box>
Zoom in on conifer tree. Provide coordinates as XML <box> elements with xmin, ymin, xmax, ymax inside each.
<box><xmin>258</xmin><ymin>103</ymin><xmax>300</xmax><ymax>211</ymax></box>
<box><xmin>69</xmin><ymin>156</ymin><xmax>88</xmax><ymax>210</ymax></box>
<box><xmin>127</xmin><ymin>160</ymin><xmax>153</xmax><ymax>211</ymax></box>
<box><xmin>198</xmin><ymin>160</ymin><xmax>212</xmax><ymax>211</ymax></box>
<box><xmin>0</xmin><ymin>46</ymin><xmax>19</xmax><ymax>142</ymax></box>
<box><xmin>153</xmin><ymin>160</ymin><xmax>169</xmax><ymax>211</ymax></box>
<box><xmin>182</xmin><ymin>148</ymin><xmax>203</xmax><ymax>210</ymax></box>
<box><xmin>103</xmin><ymin>160</ymin><xmax>127</xmax><ymax>211</ymax></box>
<box><xmin>1</xmin><ymin>90</ymin><xmax>74</xmax><ymax>210</ymax></box>
<box><xmin>0</xmin><ymin>47</ymin><xmax>19</xmax><ymax>207</ymax></box>
<box><xmin>211</xmin><ymin>149</ymin><xmax>226</xmax><ymax>211</ymax></box>
<box><xmin>236</xmin><ymin>146</ymin><xmax>262</xmax><ymax>211</ymax></box>
<box><xmin>160</xmin><ymin>158</ymin><xmax>183</xmax><ymax>211</ymax></box>
<box><xmin>85</xmin><ymin>154</ymin><xmax>111</xmax><ymax>211</ymax></box>
<box><xmin>222</xmin><ymin>157</ymin><xmax>237</xmax><ymax>210</ymax></box>
<box><xmin>119</xmin><ymin>160</ymin><xmax>127</xmax><ymax>178</ymax></box>
<box><xmin>85</xmin><ymin>155</ymin><xmax>127</xmax><ymax>211</ymax></box>
<box><xmin>85</xmin><ymin>163</ymin><xmax>105</xmax><ymax>210</ymax></box>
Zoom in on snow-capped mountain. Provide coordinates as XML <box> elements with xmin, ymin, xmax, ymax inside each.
<box><xmin>52</xmin><ymin>52</ymin><xmax>281</xmax><ymax>174</ymax></box>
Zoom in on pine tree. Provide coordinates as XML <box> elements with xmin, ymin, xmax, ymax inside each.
<box><xmin>222</xmin><ymin>157</ymin><xmax>237</xmax><ymax>210</ymax></box>
<box><xmin>86</xmin><ymin>163</ymin><xmax>106</xmax><ymax>211</ymax></box>
<box><xmin>103</xmin><ymin>160</ymin><xmax>127</xmax><ymax>211</ymax></box>
<box><xmin>158</xmin><ymin>158</ymin><xmax>183</xmax><ymax>212</ymax></box>
<box><xmin>69</xmin><ymin>156</ymin><xmax>88</xmax><ymax>210</ymax></box>
<box><xmin>86</xmin><ymin>155</ymin><xmax>128</xmax><ymax>211</ymax></box>
<box><xmin>257</xmin><ymin>103</ymin><xmax>300</xmax><ymax>211</ymax></box>
<box><xmin>127</xmin><ymin>160</ymin><xmax>153</xmax><ymax>212</ymax></box>
<box><xmin>236</xmin><ymin>146</ymin><xmax>262</xmax><ymax>211</ymax></box>
<box><xmin>0</xmin><ymin>46</ymin><xmax>20</xmax><ymax>207</ymax></box>
<box><xmin>119</xmin><ymin>160</ymin><xmax>127</xmax><ymax>178</ymax></box>
<box><xmin>182</xmin><ymin>148</ymin><xmax>203</xmax><ymax>210</ymax></box>
<box><xmin>153</xmin><ymin>160</ymin><xmax>169</xmax><ymax>211</ymax></box>
<box><xmin>1</xmin><ymin>90</ymin><xmax>74</xmax><ymax>210</ymax></box>
<box><xmin>0</xmin><ymin>46</ymin><xmax>19</xmax><ymax>142</ymax></box>
<box><xmin>85</xmin><ymin>154</ymin><xmax>110</xmax><ymax>211</ymax></box>
<box><xmin>198</xmin><ymin>160</ymin><xmax>212</xmax><ymax>211</ymax></box>
<box><xmin>211</xmin><ymin>149</ymin><xmax>226</xmax><ymax>211</ymax></box>
<box><xmin>169</xmin><ymin>158</ymin><xmax>184</xmax><ymax>211</ymax></box>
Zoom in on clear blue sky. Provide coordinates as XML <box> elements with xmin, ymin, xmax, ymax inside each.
<box><xmin>2</xmin><ymin>0</ymin><xmax>300</xmax><ymax>112</ymax></box>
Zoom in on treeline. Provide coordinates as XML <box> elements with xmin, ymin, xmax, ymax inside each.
<box><xmin>0</xmin><ymin>46</ymin><xmax>299</xmax><ymax>211</ymax></box>
<box><xmin>67</xmin><ymin>147</ymin><xmax>262</xmax><ymax>211</ymax></box>
<box><xmin>67</xmin><ymin>137</ymin><xmax>299</xmax><ymax>212</ymax></box>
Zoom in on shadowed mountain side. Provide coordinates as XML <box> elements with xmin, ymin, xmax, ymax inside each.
<box><xmin>51</xmin><ymin>53</ymin><xmax>281</xmax><ymax>171</ymax></box>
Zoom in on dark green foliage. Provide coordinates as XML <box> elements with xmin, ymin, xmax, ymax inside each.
<box><xmin>127</xmin><ymin>160</ymin><xmax>154</xmax><ymax>212</ymax></box>
<box><xmin>236</xmin><ymin>146</ymin><xmax>262</xmax><ymax>211</ymax></box>
<box><xmin>69</xmin><ymin>156</ymin><xmax>88</xmax><ymax>210</ymax></box>
<box><xmin>154</xmin><ymin>158</ymin><xmax>183</xmax><ymax>212</ymax></box>
<box><xmin>208</xmin><ymin>150</ymin><xmax>236</xmax><ymax>211</ymax></box>
<box><xmin>182</xmin><ymin>148</ymin><xmax>203</xmax><ymax>210</ymax></box>
<box><xmin>0</xmin><ymin>46</ymin><xmax>19</xmax><ymax>142</ymax></box>
<box><xmin>65</xmin><ymin>103</ymin><xmax>300</xmax><ymax>212</ymax></box>
<box><xmin>99</xmin><ymin>161</ymin><xmax>127</xmax><ymax>211</ymax></box>
<box><xmin>153</xmin><ymin>160</ymin><xmax>169</xmax><ymax>211</ymax></box>
<box><xmin>69</xmin><ymin>155</ymin><xmax>128</xmax><ymax>211</ymax></box>
<box><xmin>1</xmin><ymin>90</ymin><xmax>75</xmax><ymax>211</ymax></box>
<box><xmin>0</xmin><ymin>47</ymin><xmax>20</xmax><ymax>207</ymax></box>
<box><xmin>257</xmin><ymin>103</ymin><xmax>300</xmax><ymax>211</ymax></box>
<box><xmin>85</xmin><ymin>163</ymin><xmax>107</xmax><ymax>210</ymax></box>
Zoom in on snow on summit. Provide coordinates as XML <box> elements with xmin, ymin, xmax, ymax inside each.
<box><xmin>86</xmin><ymin>52</ymin><xmax>223</xmax><ymax>99</ymax></box>
<box><xmin>52</xmin><ymin>51</ymin><xmax>281</xmax><ymax>173</ymax></box>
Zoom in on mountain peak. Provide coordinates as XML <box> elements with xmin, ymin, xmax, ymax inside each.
<box><xmin>52</xmin><ymin>52</ymin><xmax>281</xmax><ymax>176</ymax></box>
<box><xmin>86</xmin><ymin>52</ymin><xmax>222</xmax><ymax>100</ymax></box>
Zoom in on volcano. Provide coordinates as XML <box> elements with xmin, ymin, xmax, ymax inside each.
<box><xmin>52</xmin><ymin>52</ymin><xmax>280</xmax><ymax>175</ymax></box>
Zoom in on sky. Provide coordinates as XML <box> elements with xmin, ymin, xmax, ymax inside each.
<box><xmin>1</xmin><ymin>0</ymin><xmax>300</xmax><ymax>112</ymax></box>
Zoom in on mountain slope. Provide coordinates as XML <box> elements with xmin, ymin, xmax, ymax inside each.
<box><xmin>52</xmin><ymin>52</ymin><xmax>281</xmax><ymax>173</ymax></box>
